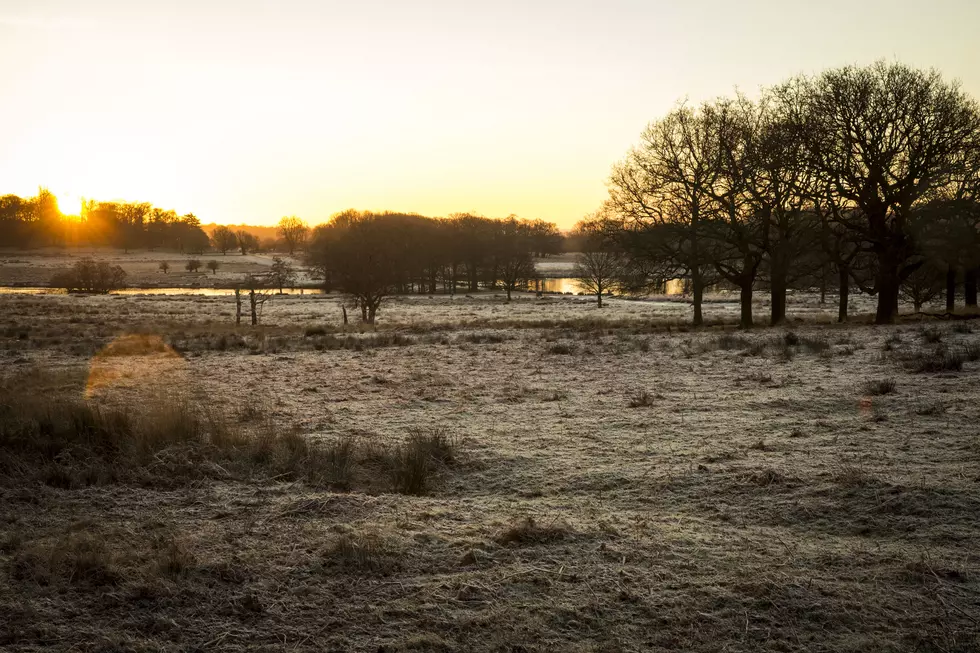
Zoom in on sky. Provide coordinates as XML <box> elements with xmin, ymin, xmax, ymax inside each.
<box><xmin>1</xmin><ymin>0</ymin><xmax>979</xmax><ymax>228</ymax></box>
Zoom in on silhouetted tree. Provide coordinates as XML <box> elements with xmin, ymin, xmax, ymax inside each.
<box><xmin>269</xmin><ymin>257</ymin><xmax>295</xmax><ymax>293</ymax></box>
<box><xmin>798</xmin><ymin>61</ymin><xmax>980</xmax><ymax>324</ymax></box>
<box><xmin>206</xmin><ymin>260</ymin><xmax>220</xmax><ymax>275</ymax></box>
<box><xmin>236</xmin><ymin>230</ymin><xmax>259</xmax><ymax>255</ymax></box>
<box><xmin>277</xmin><ymin>216</ymin><xmax>309</xmax><ymax>255</ymax></box>
<box><xmin>50</xmin><ymin>259</ymin><xmax>126</xmax><ymax>293</ymax></box>
<box><xmin>159</xmin><ymin>261</ymin><xmax>170</xmax><ymax>274</ymax></box>
<box><xmin>211</xmin><ymin>225</ymin><xmax>237</xmax><ymax>255</ymax></box>
<box><xmin>185</xmin><ymin>259</ymin><xmax>201</xmax><ymax>273</ymax></box>
<box><xmin>572</xmin><ymin>214</ymin><xmax>624</xmax><ymax>307</ymax></box>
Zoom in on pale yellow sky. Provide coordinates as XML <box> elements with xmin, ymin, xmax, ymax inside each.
<box><xmin>1</xmin><ymin>0</ymin><xmax>978</xmax><ymax>228</ymax></box>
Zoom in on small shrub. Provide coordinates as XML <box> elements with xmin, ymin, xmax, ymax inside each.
<box><xmin>495</xmin><ymin>516</ymin><xmax>569</xmax><ymax>546</ymax></box>
<box><xmin>914</xmin><ymin>399</ymin><xmax>946</xmax><ymax>416</ymax></box>
<box><xmin>324</xmin><ymin>533</ymin><xmax>389</xmax><ymax>571</ymax></box>
<box><xmin>962</xmin><ymin>342</ymin><xmax>980</xmax><ymax>362</ymax></box>
<box><xmin>387</xmin><ymin>442</ymin><xmax>430</xmax><ymax>495</ymax></box>
<box><xmin>862</xmin><ymin>379</ymin><xmax>897</xmax><ymax>396</ymax></box>
<box><xmin>908</xmin><ymin>348</ymin><xmax>964</xmax><ymax>373</ymax></box>
<box><xmin>406</xmin><ymin>427</ymin><xmax>458</xmax><ymax>467</ymax></box>
<box><xmin>12</xmin><ymin>533</ymin><xmax>118</xmax><ymax>586</ymax></box>
<box><xmin>547</xmin><ymin>342</ymin><xmax>575</xmax><ymax>355</ymax></box>
<box><xmin>920</xmin><ymin>327</ymin><xmax>944</xmax><ymax>344</ymax></box>
<box><xmin>628</xmin><ymin>390</ymin><xmax>655</xmax><ymax>408</ymax></box>
<box><xmin>716</xmin><ymin>334</ymin><xmax>752</xmax><ymax>351</ymax></box>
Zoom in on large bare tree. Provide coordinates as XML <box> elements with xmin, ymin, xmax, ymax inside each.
<box><xmin>800</xmin><ymin>61</ymin><xmax>980</xmax><ymax>323</ymax></box>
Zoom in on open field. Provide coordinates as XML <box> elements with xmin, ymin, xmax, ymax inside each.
<box><xmin>0</xmin><ymin>249</ymin><xmax>302</xmax><ymax>288</ymax></box>
<box><xmin>1</xmin><ymin>291</ymin><xmax>979</xmax><ymax>652</ymax></box>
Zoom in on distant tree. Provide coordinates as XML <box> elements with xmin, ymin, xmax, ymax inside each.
<box><xmin>50</xmin><ymin>259</ymin><xmax>126</xmax><ymax>293</ymax></box>
<box><xmin>495</xmin><ymin>217</ymin><xmax>537</xmax><ymax>301</ymax></box>
<box><xmin>236</xmin><ymin>230</ymin><xmax>259</xmax><ymax>255</ymax></box>
<box><xmin>277</xmin><ymin>216</ymin><xmax>309</xmax><ymax>255</ymax></box>
<box><xmin>572</xmin><ymin>215</ymin><xmax>624</xmax><ymax>307</ymax></box>
<box><xmin>185</xmin><ymin>259</ymin><xmax>202</xmax><ymax>272</ymax></box>
<box><xmin>211</xmin><ymin>225</ymin><xmax>237</xmax><ymax>255</ymax></box>
<box><xmin>159</xmin><ymin>261</ymin><xmax>170</xmax><ymax>274</ymax></box>
<box><xmin>239</xmin><ymin>273</ymin><xmax>274</xmax><ymax>325</ymax></box>
<box><xmin>900</xmin><ymin>260</ymin><xmax>946</xmax><ymax>313</ymax></box>
<box><xmin>306</xmin><ymin>211</ymin><xmax>399</xmax><ymax>324</ymax></box>
<box><xmin>269</xmin><ymin>256</ymin><xmax>295</xmax><ymax>293</ymax></box>
<box><xmin>206</xmin><ymin>260</ymin><xmax>220</xmax><ymax>275</ymax></box>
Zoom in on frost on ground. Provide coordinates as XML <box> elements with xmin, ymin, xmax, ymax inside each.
<box><xmin>0</xmin><ymin>291</ymin><xmax>978</xmax><ymax>652</ymax></box>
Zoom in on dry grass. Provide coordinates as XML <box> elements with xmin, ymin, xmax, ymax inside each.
<box><xmin>1</xmin><ymin>292</ymin><xmax>979</xmax><ymax>652</ymax></box>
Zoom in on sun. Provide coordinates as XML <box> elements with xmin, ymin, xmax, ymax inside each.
<box><xmin>56</xmin><ymin>191</ymin><xmax>83</xmax><ymax>217</ymax></box>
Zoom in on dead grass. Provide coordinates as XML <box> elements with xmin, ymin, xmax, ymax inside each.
<box><xmin>863</xmin><ymin>378</ymin><xmax>897</xmax><ymax>396</ymax></box>
<box><xmin>2</xmin><ymin>293</ymin><xmax>979</xmax><ymax>652</ymax></box>
<box><xmin>495</xmin><ymin>516</ymin><xmax>571</xmax><ymax>545</ymax></box>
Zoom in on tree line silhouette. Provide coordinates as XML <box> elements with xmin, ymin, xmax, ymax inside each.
<box><xmin>305</xmin><ymin>211</ymin><xmax>562</xmax><ymax>322</ymax></box>
<box><xmin>600</xmin><ymin>61</ymin><xmax>980</xmax><ymax>326</ymax></box>
<box><xmin>0</xmin><ymin>191</ymin><xmax>211</xmax><ymax>253</ymax></box>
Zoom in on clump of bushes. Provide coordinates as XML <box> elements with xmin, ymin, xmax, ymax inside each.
<box><xmin>49</xmin><ymin>259</ymin><xmax>126</xmax><ymax>293</ymax></box>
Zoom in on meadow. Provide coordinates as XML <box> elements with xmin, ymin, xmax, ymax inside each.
<box><xmin>1</xmin><ymin>289</ymin><xmax>978</xmax><ymax>652</ymax></box>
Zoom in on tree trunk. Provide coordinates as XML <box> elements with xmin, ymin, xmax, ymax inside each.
<box><xmin>235</xmin><ymin>289</ymin><xmax>242</xmax><ymax>326</ymax></box>
<box><xmin>691</xmin><ymin>269</ymin><xmax>704</xmax><ymax>327</ymax></box>
<box><xmin>367</xmin><ymin>304</ymin><xmax>377</xmax><ymax>324</ymax></box>
<box><xmin>946</xmin><ymin>264</ymin><xmax>957</xmax><ymax>312</ymax></box>
<box><xmin>739</xmin><ymin>281</ymin><xmax>753</xmax><ymax>329</ymax></box>
<box><xmin>819</xmin><ymin>263</ymin><xmax>827</xmax><ymax>305</ymax></box>
<box><xmin>875</xmin><ymin>262</ymin><xmax>901</xmax><ymax>325</ymax></box>
<box><xmin>249</xmin><ymin>290</ymin><xmax>258</xmax><ymax>326</ymax></box>
<box><xmin>505</xmin><ymin>286</ymin><xmax>512</xmax><ymax>301</ymax></box>
<box><xmin>770</xmin><ymin>263</ymin><xmax>787</xmax><ymax>326</ymax></box>
<box><xmin>596</xmin><ymin>284</ymin><xmax>603</xmax><ymax>308</ymax></box>
<box><xmin>360</xmin><ymin>302</ymin><xmax>368</xmax><ymax>323</ymax></box>
<box><xmin>965</xmin><ymin>267</ymin><xmax>978</xmax><ymax>308</ymax></box>
<box><xmin>838</xmin><ymin>266</ymin><xmax>849</xmax><ymax>323</ymax></box>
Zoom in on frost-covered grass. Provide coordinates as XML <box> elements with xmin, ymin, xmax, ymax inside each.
<box><xmin>1</xmin><ymin>292</ymin><xmax>978</xmax><ymax>652</ymax></box>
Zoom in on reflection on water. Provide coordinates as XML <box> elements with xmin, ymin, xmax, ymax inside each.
<box><xmin>535</xmin><ymin>278</ymin><xmax>686</xmax><ymax>296</ymax></box>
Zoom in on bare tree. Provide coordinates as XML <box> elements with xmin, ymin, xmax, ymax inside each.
<box><xmin>206</xmin><ymin>260</ymin><xmax>220</xmax><ymax>275</ymax></box>
<box><xmin>159</xmin><ymin>261</ymin><xmax>170</xmax><ymax>274</ymax></box>
<box><xmin>210</xmin><ymin>225</ymin><xmax>237</xmax><ymax>255</ymax></box>
<box><xmin>276</xmin><ymin>216</ymin><xmax>309</xmax><ymax>255</ymax></box>
<box><xmin>236</xmin><ymin>230</ymin><xmax>259</xmax><ymax>255</ymax></box>
<box><xmin>571</xmin><ymin>214</ymin><xmax>623</xmax><ymax>307</ymax></box>
<box><xmin>608</xmin><ymin>104</ymin><xmax>721</xmax><ymax>325</ymax></box>
<box><xmin>799</xmin><ymin>61</ymin><xmax>980</xmax><ymax>324</ymax></box>
<box><xmin>185</xmin><ymin>259</ymin><xmax>201</xmax><ymax>273</ymax></box>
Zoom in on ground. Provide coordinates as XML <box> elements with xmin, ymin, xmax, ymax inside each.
<box><xmin>0</xmin><ymin>248</ymin><xmax>304</xmax><ymax>288</ymax></box>
<box><xmin>1</xmin><ymin>288</ymin><xmax>978</xmax><ymax>652</ymax></box>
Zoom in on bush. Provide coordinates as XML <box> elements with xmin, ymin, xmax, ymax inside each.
<box><xmin>863</xmin><ymin>379</ymin><xmax>897</xmax><ymax>396</ymax></box>
<box><xmin>50</xmin><ymin>259</ymin><xmax>126</xmax><ymax>293</ymax></box>
<box><xmin>628</xmin><ymin>390</ymin><xmax>655</xmax><ymax>408</ymax></box>
<box><xmin>908</xmin><ymin>348</ymin><xmax>964</xmax><ymax>373</ymax></box>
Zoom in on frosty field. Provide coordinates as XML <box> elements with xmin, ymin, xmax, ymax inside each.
<box><xmin>1</xmin><ymin>291</ymin><xmax>978</xmax><ymax>652</ymax></box>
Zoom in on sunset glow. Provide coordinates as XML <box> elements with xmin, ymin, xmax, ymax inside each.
<box><xmin>2</xmin><ymin>0</ymin><xmax>979</xmax><ymax>228</ymax></box>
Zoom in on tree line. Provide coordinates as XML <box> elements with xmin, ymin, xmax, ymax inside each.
<box><xmin>592</xmin><ymin>61</ymin><xmax>980</xmax><ymax>326</ymax></box>
<box><xmin>305</xmin><ymin>211</ymin><xmax>562</xmax><ymax>323</ymax></box>
<box><xmin>0</xmin><ymin>190</ymin><xmax>211</xmax><ymax>253</ymax></box>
